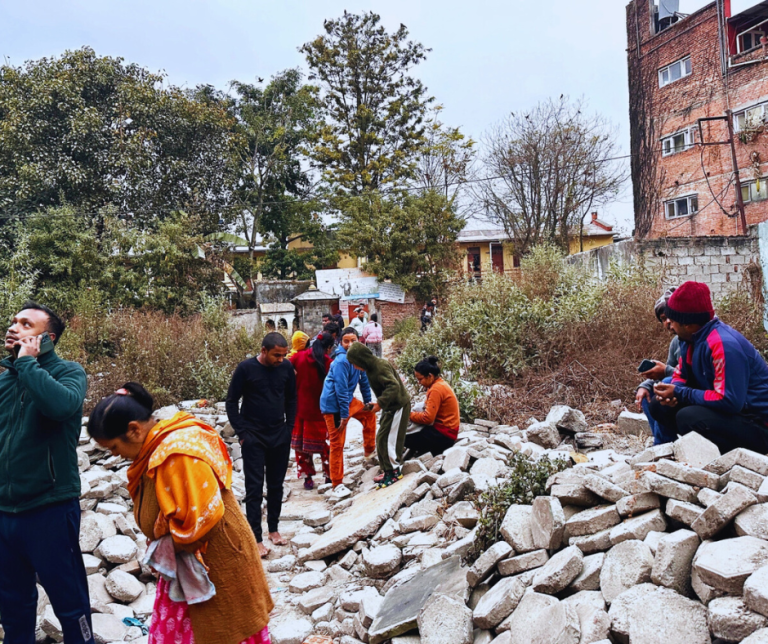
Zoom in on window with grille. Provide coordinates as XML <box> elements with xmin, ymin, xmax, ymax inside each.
<box><xmin>665</xmin><ymin>195</ymin><xmax>699</xmax><ymax>219</ymax></box>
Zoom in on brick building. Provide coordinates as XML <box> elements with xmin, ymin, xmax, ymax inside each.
<box><xmin>626</xmin><ymin>0</ymin><xmax>768</xmax><ymax>240</ymax></box>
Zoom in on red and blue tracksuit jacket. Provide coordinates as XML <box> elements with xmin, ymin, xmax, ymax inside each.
<box><xmin>672</xmin><ymin>318</ymin><xmax>768</xmax><ymax>421</ymax></box>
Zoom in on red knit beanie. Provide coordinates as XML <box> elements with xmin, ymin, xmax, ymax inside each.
<box><xmin>665</xmin><ymin>281</ymin><xmax>715</xmax><ymax>326</ymax></box>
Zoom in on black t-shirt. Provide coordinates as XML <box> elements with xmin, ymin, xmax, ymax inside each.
<box><xmin>225</xmin><ymin>357</ymin><xmax>297</xmax><ymax>447</ymax></box>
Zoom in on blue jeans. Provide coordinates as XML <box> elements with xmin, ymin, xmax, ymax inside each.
<box><xmin>0</xmin><ymin>499</ymin><xmax>95</xmax><ymax>644</ymax></box>
<box><xmin>642</xmin><ymin>376</ymin><xmax>678</xmax><ymax>445</ymax></box>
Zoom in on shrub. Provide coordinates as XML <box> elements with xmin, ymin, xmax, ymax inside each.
<box><xmin>466</xmin><ymin>452</ymin><xmax>569</xmax><ymax>562</ymax></box>
<box><xmin>58</xmin><ymin>298</ymin><xmax>257</xmax><ymax>410</ymax></box>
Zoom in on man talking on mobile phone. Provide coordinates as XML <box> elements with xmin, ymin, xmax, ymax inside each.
<box><xmin>0</xmin><ymin>302</ymin><xmax>93</xmax><ymax>644</ymax></box>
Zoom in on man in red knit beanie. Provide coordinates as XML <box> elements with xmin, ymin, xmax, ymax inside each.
<box><xmin>649</xmin><ymin>281</ymin><xmax>768</xmax><ymax>452</ymax></box>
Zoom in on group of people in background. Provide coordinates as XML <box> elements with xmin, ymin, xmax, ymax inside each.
<box><xmin>636</xmin><ymin>280</ymin><xmax>768</xmax><ymax>454</ymax></box>
<box><xmin>0</xmin><ymin>300</ymin><xmax>460</xmax><ymax>644</ymax></box>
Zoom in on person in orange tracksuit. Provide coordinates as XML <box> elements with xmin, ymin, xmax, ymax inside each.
<box><xmin>319</xmin><ymin>327</ymin><xmax>377</xmax><ymax>496</ymax></box>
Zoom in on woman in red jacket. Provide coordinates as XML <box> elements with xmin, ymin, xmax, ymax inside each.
<box><xmin>290</xmin><ymin>332</ymin><xmax>335</xmax><ymax>489</ymax></box>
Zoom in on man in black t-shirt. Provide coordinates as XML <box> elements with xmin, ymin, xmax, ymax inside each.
<box><xmin>226</xmin><ymin>332</ymin><xmax>297</xmax><ymax>557</ymax></box>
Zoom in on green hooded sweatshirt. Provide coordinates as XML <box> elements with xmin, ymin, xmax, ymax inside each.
<box><xmin>0</xmin><ymin>348</ymin><xmax>87</xmax><ymax>513</ymax></box>
<box><xmin>347</xmin><ymin>343</ymin><xmax>410</xmax><ymax>412</ymax></box>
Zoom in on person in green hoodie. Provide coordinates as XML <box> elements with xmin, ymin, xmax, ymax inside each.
<box><xmin>0</xmin><ymin>302</ymin><xmax>93</xmax><ymax>644</ymax></box>
<box><xmin>346</xmin><ymin>343</ymin><xmax>411</xmax><ymax>489</ymax></box>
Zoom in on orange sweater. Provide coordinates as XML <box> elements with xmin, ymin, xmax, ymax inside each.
<box><xmin>410</xmin><ymin>377</ymin><xmax>461</xmax><ymax>439</ymax></box>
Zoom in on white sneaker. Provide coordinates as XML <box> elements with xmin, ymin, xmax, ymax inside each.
<box><xmin>328</xmin><ymin>484</ymin><xmax>352</xmax><ymax>501</ymax></box>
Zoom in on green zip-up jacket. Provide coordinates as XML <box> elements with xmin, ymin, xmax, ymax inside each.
<box><xmin>0</xmin><ymin>349</ymin><xmax>87</xmax><ymax>513</ymax></box>
<box><xmin>347</xmin><ymin>343</ymin><xmax>410</xmax><ymax>412</ymax></box>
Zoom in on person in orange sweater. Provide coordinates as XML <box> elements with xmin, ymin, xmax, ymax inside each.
<box><xmin>406</xmin><ymin>356</ymin><xmax>460</xmax><ymax>458</ymax></box>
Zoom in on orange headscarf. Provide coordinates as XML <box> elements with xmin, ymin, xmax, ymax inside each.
<box><xmin>288</xmin><ymin>330</ymin><xmax>309</xmax><ymax>357</ymax></box>
<box><xmin>127</xmin><ymin>411</ymin><xmax>232</xmax><ymax>500</ymax></box>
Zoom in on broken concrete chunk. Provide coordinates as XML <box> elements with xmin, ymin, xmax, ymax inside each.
<box><xmin>550</xmin><ymin>483</ymin><xmax>601</xmax><ymax>508</ymax></box>
<box><xmin>607</xmin><ymin>583</ymin><xmax>658</xmax><ymax>644</ymax></box>
<box><xmin>569</xmin><ymin>527</ymin><xmax>614</xmax><ymax>555</ymax></box>
<box><xmin>691</xmin><ymin>482</ymin><xmax>757</xmax><ymax>539</ymax></box>
<box><xmin>616</xmin><ymin>411</ymin><xmax>651</xmax><ymax>437</ymax></box>
<box><xmin>500</xmin><ymin>505</ymin><xmax>536</xmax><ymax>553</ymax></box>
<box><xmin>723</xmin><ymin>464</ymin><xmax>766</xmax><ymax>491</ymax></box>
<box><xmin>565</xmin><ymin>505</ymin><xmax>621</xmax><ymax>538</ymax></box>
<box><xmin>651</xmin><ymin>529</ymin><xmax>700</xmax><ymax>595</ymax></box>
<box><xmin>705</xmin><ymin>447</ymin><xmax>768</xmax><ymax>476</ymax></box>
<box><xmin>639</xmin><ymin>471</ymin><xmax>698</xmax><ymax>503</ymax></box>
<box><xmin>418</xmin><ymin>592</ymin><xmax>473</xmax><ymax>644</ymax></box>
<box><xmin>708</xmin><ymin>596</ymin><xmax>768</xmax><ymax>642</ymax></box>
<box><xmin>583</xmin><ymin>474</ymin><xmax>628</xmax><ymax>503</ymax></box>
<box><xmin>531</xmin><ymin>496</ymin><xmax>566</xmax><ymax>551</ymax></box>
<box><xmin>654</xmin><ymin>458</ymin><xmax>720</xmax><ymax>489</ymax></box>
<box><xmin>362</xmin><ymin>544</ymin><xmax>403</xmax><ymax>579</ymax></box>
<box><xmin>497</xmin><ymin>549</ymin><xmax>549</xmax><ymax>577</ymax></box>
<box><xmin>745</xmin><ymin>566</ymin><xmax>768</xmax><ymax>617</ymax></box>
<box><xmin>627</xmin><ymin>587</ymin><xmax>710</xmax><ymax>644</ymax></box>
<box><xmin>616</xmin><ymin>492</ymin><xmax>660</xmax><ymax>518</ymax></box>
<box><xmin>673</xmin><ymin>431</ymin><xmax>720</xmax><ymax>469</ymax></box>
<box><xmin>467</xmin><ymin>541</ymin><xmax>513</xmax><ymax>587</ymax></box>
<box><xmin>736</xmin><ymin>504</ymin><xmax>768</xmax><ymax>540</ymax></box>
<box><xmin>599</xmin><ymin>539</ymin><xmax>654</xmax><ymax>605</ymax></box>
<box><xmin>531</xmin><ymin>545</ymin><xmax>584</xmax><ymax>595</ymax></box>
<box><xmin>546</xmin><ymin>406</ymin><xmax>588</xmax><ymax>434</ymax></box>
<box><xmin>526</xmin><ymin>421</ymin><xmax>561</xmax><ymax>450</ymax></box>
<box><xmin>441</xmin><ymin>447</ymin><xmax>471</xmax><ymax>473</ymax></box>
<box><xmin>569</xmin><ymin>552</ymin><xmax>605</xmax><ymax>592</ymax></box>
<box><xmin>665</xmin><ymin>499</ymin><xmax>704</xmax><ymax>527</ymax></box>
<box><xmin>472</xmin><ymin>574</ymin><xmax>528</xmax><ymax>630</ymax></box>
<box><xmin>693</xmin><ymin>535</ymin><xmax>768</xmax><ymax>594</ymax></box>
<box><xmin>609</xmin><ymin>509</ymin><xmax>667</xmax><ymax>545</ymax></box>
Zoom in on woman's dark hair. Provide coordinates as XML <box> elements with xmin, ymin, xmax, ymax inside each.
<box><xmin>88</xmin><ymin>382</ymin><xmax>154</xmax><ymax>441</ymax></box>
<box><xmin>414</xmin><ymin>356</ymin><xmax>441</xmax><ymax>378</ymax></box>
<box><xmin>311</xmin><ymin>332</ymin><xmax>335</xmax><ymax>379</ymax></box>
<box><xmin>341</xmin><ymin>326</ymin><xmax>359</xmax><ymax>339</ymax></box>
<box><xmin>323</xmin><ymin>322</ymin><xmax>340</xmax><ymax>337</ymax></box>
<box><xmin>370</xmin><ymin>313</ymin><xmax>378</xmax><ymax>324</ymax></box>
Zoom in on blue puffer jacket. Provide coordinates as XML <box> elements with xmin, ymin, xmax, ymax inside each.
<box><xmin>319</xmin><ymin>345</ymin><xmax>372</xmax><ymax>418</ymax></box>
<box><xmin>672</xmin><ymin>318</ymin><xmax>768</xmax><ymax>421</ymax></box>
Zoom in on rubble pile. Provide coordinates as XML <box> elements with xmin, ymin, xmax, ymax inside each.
<box><xmin>25</xmin><ymin>400</ymin><xmax>768</xmax><ymax>644</ymax></box>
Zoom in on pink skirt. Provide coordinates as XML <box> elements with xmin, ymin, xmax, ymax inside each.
<box><xmin>149</xmin><ymin>577</ymin><xmax>270</xmax><ymax>644</ymax></box>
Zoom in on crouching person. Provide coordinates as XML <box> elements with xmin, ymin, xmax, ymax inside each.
<box><xmin>346</xmin><ymin>343</ymin><xmax>411</xmax><ymax>489</ymax></box>
<box><xmin>0</xmin><ymin>302</ymin><xmax>94</xmax><ymax>644</ymax></box>
<box><xmin>405</xmin><ymin>356</ymin><xmax>460</xmax><ymax>458</ymax></box>
<box><xmin>649</xmin><ymin>281</ymin><xmax>768</xmax><ymax>453</ymax></box>
<box><xmin>88</xmin><ymin>383</ymin><xmax>274</xmax><ymax>644</ymax></box>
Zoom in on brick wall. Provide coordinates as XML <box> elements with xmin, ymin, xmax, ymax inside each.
<box><xmin>627</xmin><ymin>0</ymin><xmax>768</xmax><ymax>239</ymax></box>
<box><xmin>568</xmin><ymin>233</ymin><xmax>760</xmax><ymax>298</ymax></box>
<box><xmin>378</xmin><ymin>299</ymin><xmax>423</xmax><ymax>338</ymax></box>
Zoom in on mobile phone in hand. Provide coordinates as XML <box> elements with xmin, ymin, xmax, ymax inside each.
<box><xmin>638</xmin><ymin>359</ymin><xmax>656</xmax><ymax>373</ymax></box>
<box><xmin>363</xmin><ymin>403</ymin><xmax>374</xmax><ymax>411</ymax></box>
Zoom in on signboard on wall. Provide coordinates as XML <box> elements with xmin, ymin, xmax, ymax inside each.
<box><xmin>377</xmin><ymin>282</ymin><xmax>406</xmax><ymax>303</ymax></box>
<box><xmin>316</xmin><ymin>269</ymin><xmax>379</xmax><ymax>299</ymax></box>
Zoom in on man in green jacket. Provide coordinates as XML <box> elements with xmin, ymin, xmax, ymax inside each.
<box><xmin>0</xmin><ymin>302</ymin><xmax>93</xmax><ymax>644</ymax></box>
<box><xmin>347</xmin><ymin>343</ymin><xmax>411</xmax><ymax>489</ymax></box>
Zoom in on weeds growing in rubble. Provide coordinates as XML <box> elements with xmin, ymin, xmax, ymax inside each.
<box><xmin>466</xmin><ymin>452</ymin><xmax>569</xmax><ymax>563</ymax></box>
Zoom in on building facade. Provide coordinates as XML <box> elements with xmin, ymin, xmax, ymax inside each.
<box><xmin>627</xmin><ymin>0</ymin><xmax>768</xmax><ymax>239</ymax></box>
<box><xmin>457</xmin><ymin>214</ymin><xmax>615</xmax><ymax>280</ymax></box>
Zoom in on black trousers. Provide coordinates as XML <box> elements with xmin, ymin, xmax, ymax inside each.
<box><xmin>0</xmin><ymin>498</ymin><xmax>95</xmax><ymax>644</ymax></box>
<box><xmin>241</xmin><ymin>434</ymin><xmax>291</xmax><ymax>542</ymax></box>
<box><xmin>648</xmin><ymin>400</ymin><xmax>768</xmax><ymax>454</ymax></box>
<box><xmin>404</xmin><ymin>425</ymin><xmax>456</xmax><ymax>459</ymax></box>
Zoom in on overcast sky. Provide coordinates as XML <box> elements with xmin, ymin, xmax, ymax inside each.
<box><xmin>1</xmin><ymin>0</ymin><xmax>762</xmax><ymax>233</ymax></box>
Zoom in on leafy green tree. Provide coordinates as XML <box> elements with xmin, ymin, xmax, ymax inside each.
<box><xmin>301</xmin><ymin>11</ymin><xmax>432</xmax><ymax>195</ymax></box>
<box><xmin>338</xmin><ymin>190</ymin><xmax>464</xmax><ymax>297</ymax></box>
<box><xmin>0</xmin><ymin>47</ymin><xmax>239</xmax><ymax>230</ymax></box>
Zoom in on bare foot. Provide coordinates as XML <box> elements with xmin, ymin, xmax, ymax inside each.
<box><xmin>269</xmin><ymin>531</ymin><xmax>288</xmax><ymax>546</ymax></box>
<box><xmin>257</xmin><ymin>541</ymin><xmax>269</xmax><ymax>558</ymax></box>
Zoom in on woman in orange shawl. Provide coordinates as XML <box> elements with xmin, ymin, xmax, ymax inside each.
<box><xmin>88</xmin><ymin>383</ymin><xmax>273</xmax><ymax>644</ymax></box>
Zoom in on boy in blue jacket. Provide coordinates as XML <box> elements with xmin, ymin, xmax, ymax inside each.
<box><xmin>320</xmin><ymin>327</ymin><xmax>377</xmax><ymax>494</ymax></box>
<box><xmin>649</xmin><ymin>281</ymin><xmax>768</xmax><ymax>453</ymax></box>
